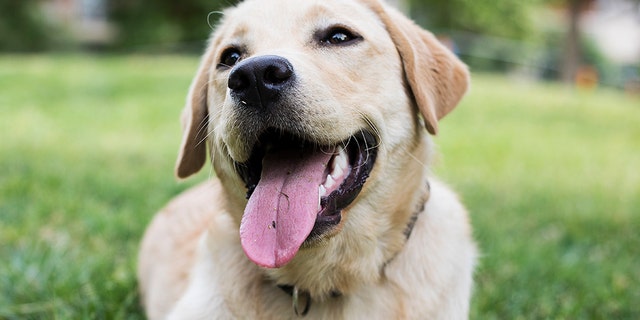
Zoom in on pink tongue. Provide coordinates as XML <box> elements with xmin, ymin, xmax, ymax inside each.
<box><xmin>240</xmin><ymin>147</ymin><xmax>333</xmax><ymax>268</ymax></box>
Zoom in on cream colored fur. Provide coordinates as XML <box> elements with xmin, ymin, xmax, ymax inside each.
<box><xmin>138</xmin><ymin>0</ymin><xmax>476</xmax><ymax>318</ymax></box>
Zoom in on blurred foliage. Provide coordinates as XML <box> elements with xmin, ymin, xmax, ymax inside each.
<box><xmin>0</xmin><ymin>0</ymin><xmax>63</xmax><ymax>51</ymax></box>
<box><xmin>407</xmin><ymin>0</ymin><xmax>555</xmax><ymax>77</ymax></box>
<box><xmin>107</xmin><ymin>0</ymin><xmax>239</xmax><ymax>51</ymax></box>
<box><xmin>540</xmin><ymin>31</ymin><xmax>623</xmax><ymax>85</ymax></box>
<box><xmin>0</xmin><ymin>0</ymin><xmax>633</xmax><ymax>86</ymax></box>
<box><xmin>412</xmin><ymin>0</ymin><xmax>634</xmax><ymax>87</ymax></box>
<box><xmin>407</xmin><ymin>0</ymin><xmax>541</xmax><ymax>39</ymax></box>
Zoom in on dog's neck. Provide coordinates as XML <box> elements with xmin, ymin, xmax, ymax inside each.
<box><xmin>276</xmin><ymin>180</ymin><xmax>430</xmax><ymax>316</ymax></box>
<box><xmin>263</xmin><ymin>179</ymin><xmax>431</xmax><ymax>315</ymax></box>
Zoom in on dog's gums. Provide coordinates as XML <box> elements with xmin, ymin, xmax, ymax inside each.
<box><xmin>310</xmin><ymin>132</ymin><xmax>378</xmax><ymax>241</ymax></box>
<box><xmin>235</xmin><ymin>129</ymin><xmax>377</xmax><ymax>267</ymax></box>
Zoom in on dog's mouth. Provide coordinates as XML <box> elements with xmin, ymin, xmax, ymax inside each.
<box><xmin>235</xmin><ymin>129</ymin><xmax>378</xmax><ymax>268</ymax></box>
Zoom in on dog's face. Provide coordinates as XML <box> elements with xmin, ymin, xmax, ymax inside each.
<box><xmin>175</xmin><ymin>0</ymin><xmax>468</xmax><ymax>287</ymax></box>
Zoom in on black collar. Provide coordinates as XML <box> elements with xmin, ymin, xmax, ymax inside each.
<box><xmin>403</xmin><ymin>180</ymin><xmax>430</xmax><ymax>239</ymax></box>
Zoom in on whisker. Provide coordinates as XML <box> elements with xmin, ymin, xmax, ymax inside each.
<box><xmin>357</xmin><ymin>111</ymin><xmax>383</xmax><ymax>149</ymax></box>
<box><xmin>195</xmin><ymin>102</ymin><xmax>225</xmax><ymax>147</ymax></box>
<box><xmin>350</xmin><ymin>135</ymin><xmax>365</xmax><ymax>170</ymax></box>
<box><xmin>403</xmin><ymin>148</ymin><xmax>430</xmax><ymax>172</ymax></box>
<box><xmin>208</xmin><ymin>148</ymin><xmax>216</xmax><ymax>179</ymax></box>
<box><xmin>215</xmin><ymin>64</ymin><xmax>234</xmax><ymax>71</ymax></box>
<box><xmin>194</xmin><ymin>115</ymin><xmax>210</xmax><ymax>146</ymax></box>
<box><xmin>207</xmin><ymin>11</ymin><xmax>225</xmax><ymax>31</ymax></box>
<box><xmin>360</xmin><ymin>131</ymin><xmax>371</xmax><ymax>168</ymax></box>
<box><xmin>319</xmin><ymin>143</ymin><xmax>337</xmax><ymax>156</ymax></box>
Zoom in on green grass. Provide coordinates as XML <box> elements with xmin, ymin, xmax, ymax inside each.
<box><xmin>1</xmin><ymin>55</ymin><xmax>638</xmax><ymax>319</ymax></box>
<box><xmin>0</xmin><ymin>55</ymin><xmax>209</xmax><ymax>319</ymax></box>
<box><xmin>436</xmin><ymin>76</ymin><xmax>640</xmax><ymax>318</ymax></box>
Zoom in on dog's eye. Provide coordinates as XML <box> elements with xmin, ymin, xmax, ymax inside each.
<box><xmin>218</xmin><ymin>48</ymin><xmax>242</xmax><ymax>69</ymax></box>
<box><xmin>319</xmin><ymin>27</ymin><xmax>361</xmax><ymax>46</ymax></box>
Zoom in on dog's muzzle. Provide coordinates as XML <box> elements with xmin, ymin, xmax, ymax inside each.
<box><xmin>225</xmin><ymin>55</ymin><xmax>378</xmax><ymax>270</ymax></box>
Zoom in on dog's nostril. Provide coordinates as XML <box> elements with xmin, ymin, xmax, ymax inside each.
<box><xmin>228</xmin><ymin>69</ymin><xmax>251</xmax><ymax>91</ymax></box>
<box><xmin>228</xmin><ymin>56</ymin><xmax>294</xmax><ymax>90</ymax></box>
<box><xmin>264</xmin><ymin>64</ymin><xmax>293</xmax><ymax>85</ymax></box>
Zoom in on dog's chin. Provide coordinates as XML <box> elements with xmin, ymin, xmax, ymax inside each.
<box><xmin>234</xmin><ymin>128</ymin><xmax>378</xmax><ymax>245</ymax></box>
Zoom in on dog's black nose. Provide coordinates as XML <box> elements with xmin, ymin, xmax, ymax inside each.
<box><xmin>228</xmin><ymin>55</ymin><xmax>295</xmax><ymax>109</ymax></box>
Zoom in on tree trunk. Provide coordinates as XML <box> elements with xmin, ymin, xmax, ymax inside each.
<box><xmin>561</xmin><ymin>0</ymin><xmax>583</xmax><ymax>84</ymax></box>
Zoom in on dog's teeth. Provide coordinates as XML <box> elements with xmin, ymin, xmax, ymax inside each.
<box><xmin>330</xmin><ymin>147</ymin><xmax>348</xmax><ymax>180</ymax></box>
<box><xmin>318</xmin><ymin>185</ymin><xmax>327</xmax><ymax>210</ymax></box>
<box><xmin>331</xmin><ymin>162</ymin><xmax>344</xmax><ymax>179</ymax></box>
<box><xmin>325</xmin><ymin>174</ymin><xmax>336</xmax><ymax>190</ymax></box>
<box><xmin>319</xmin><ymin>184</ymin><xmax>327</xmax><ymax>197</ymax></box>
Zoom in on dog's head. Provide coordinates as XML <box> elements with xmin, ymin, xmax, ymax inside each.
<box><xmin>174</xmin><ymin>0</ymin><xmax>468</xmax><ymax>294</ymax></box>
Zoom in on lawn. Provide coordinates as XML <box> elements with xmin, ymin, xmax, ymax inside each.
<box><xmin>1</xmin><ymin>55</ymin><xmax>638</xmax><ymax>319</ymax></box>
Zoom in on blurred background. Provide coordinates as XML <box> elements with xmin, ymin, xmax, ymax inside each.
<box><xmin>1</xmin><ymin>0</ymin><xmax>638</xmax><ymax>319</ymax></box>
<box><xmin>3</xmin><ymin>0</ymin><xmax>640</xmax><ymax>89</ymax></box>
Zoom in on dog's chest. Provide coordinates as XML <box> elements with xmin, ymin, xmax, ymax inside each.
<box><xmin>221</xmin><ymin>278</ymin><xmax>404</xmax><ymax>319</ymax></box>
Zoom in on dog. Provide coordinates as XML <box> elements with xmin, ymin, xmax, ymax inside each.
<box><xmin>137</xmin><ymin>0</ymin><xmax>476</xmax><ymax>318</ymax></box>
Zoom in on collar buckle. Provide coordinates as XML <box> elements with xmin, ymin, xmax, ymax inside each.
<box><xmin>292</xmin><ymin>286</ymin><xmax>311</xmax><ymax>316</ymax></box>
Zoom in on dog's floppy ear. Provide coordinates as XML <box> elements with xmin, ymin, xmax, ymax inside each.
<box><xmin>362</xmin><ymin>0</ymin><xmax>469</xmax><ymax>134</ymax></box>
<box><xmin>175</xmin><ymin>47</ymin><xmax>216</xmax><ymax>178</ymax></box>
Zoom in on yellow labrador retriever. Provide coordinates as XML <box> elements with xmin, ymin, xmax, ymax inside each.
<box><xmin>138</xmin><ymin>0</ymin><xmax>476</xmax><ymax>318</ymax></box>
